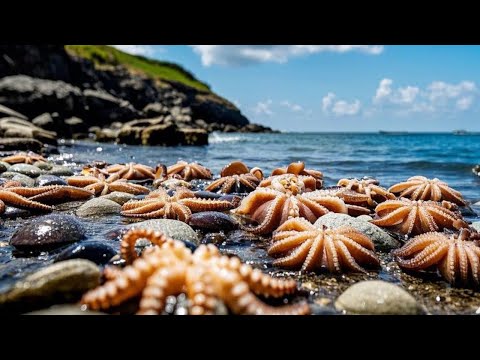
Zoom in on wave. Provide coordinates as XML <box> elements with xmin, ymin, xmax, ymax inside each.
<box><xmin>209</xmin><ymin>133</ymin><xmax>247</xmax><ymax>144</ymax></box>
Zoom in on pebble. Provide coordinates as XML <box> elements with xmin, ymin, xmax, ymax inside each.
<box><xmin>126</xmin><ymin>219</ymin><xmax>199</xmax><ymax>246</ymax></box>
<box><xmin>10</xmin><ymin>214</ymin><xmax>86</xmax><ymax>250</ymax></box>
<box><xmin>53</xmin><ymin>241</ymin><xmax>117</xmax><ymax>265</ymax></box>
<box><xmin>47</xmin><ymin>165</ymin><xmax>74</xmax><ymax>176</ymax></box>
<box><xmin>0</xmin><ymin>161</ymin><xmax>9</xmax><ymax>173</ymax></box>
<box><xmin>1</xmin><ymin>172</ymin><xmax>35</xmax><ymax>186</ymax></box>
<box><xmin>335</xmin><ymin>280</ymin><xmax>422</xmax><ymax>315</ymax></box>
<box><xmin>76</xmin><ymin>198</ymin><xmax>121</xmax><ymax>217</ymax></box>
<box><xmin>34</xmin><ymin>161</ymin><xmax>53</xmax><ymax>170</ymax></box>
<box><xmin>35</xmin><ymin>174</ymin><xmax>67</xmax><ymax>187</ymax></box>
<box><xmin>0</xmin><ymin>260</ymin><xmax>100</xmax><ymax>308</ymax></box>
<box><xmin>101</xmin><ymin>191</ymin><xmax>135</xmax><ymax>205</ymax></box>
<box><xmin>9</xmin><ymin>164</ymin><xmax>43</xmax><ymax>177</ymax></box>
<box><xmin>24</xmin><ymin>304</ymin><xmax>106</xmax><ymax>315</ymax></box>
<box><xmin>188</xmin><ymin>211</ymin><xmax>238</xmax><ymax>232</ymax></box>
<box><xmin>314</xmin><ymin>213</ymin><xmax>401</xmax><ymax>251</ymax></box>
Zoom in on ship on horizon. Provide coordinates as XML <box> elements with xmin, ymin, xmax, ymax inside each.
<box><xmin>378</xmin><ymin>130</ymin><xmax>409</xmax><ymax>135</ymax></box>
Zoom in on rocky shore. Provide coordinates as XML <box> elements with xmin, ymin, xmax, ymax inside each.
<box><xmin>0</xmin><ymin>45</ymin><xmax>277</xmax><ymax>148</ymax></box>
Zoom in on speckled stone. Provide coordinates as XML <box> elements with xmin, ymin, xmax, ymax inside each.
<box><xmin>126</xmin><ymin>219</ymin><xmax>199</xmax><ymax>246</ymax></box>
<box><xmin>9</xmin><ymin>163</ymin><xmax>43</xmax><ymax>177</ymax></box>
<box><xmin>47</xmin><ymin>165</ymin><xmax>74</xmax><ymax>176</ymax></box>
<box><xmin>101</xmin><ymin>191</ymin><xmax>135</xmax><ymax>205</ymax></box>
<box><xmin>314</xmin><ymin>213</ymin><xmax>401</xmax><ymax>251</ymax></box>
<box><xmin>35</xmin><ymin>174</ymin><xmax>67</xmax><ymax>187</ymax></box>
<box><xmin>0</xmin><ymin>172</ymin><xmax>35</xmax><ymax>187</ymax></box>
<box><xmin>335</xmin><ymin>280</ymin><xmax>422</xmax><ymax>315</ymax></box>
<box><xmin>0</xmin><ymin>161</ymin><xmax>9</xmax><ymax>173</ymax></box>
<box><xmin>34</xmin><ymin>161</ymin><xmax>53</xmax><ymax>170</ymax></box>
<box><xmin>76</xmin><ymin>198</ymin><xmax>121</xmax><ymax>217</ymax></box>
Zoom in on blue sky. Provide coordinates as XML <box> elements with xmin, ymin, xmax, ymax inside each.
<box><xmin>114</xmin><ymin>45</ymin><xmax>480</xmax><ymax>132</ymax></box>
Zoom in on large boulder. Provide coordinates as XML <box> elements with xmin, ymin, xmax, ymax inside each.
<box><xmin>0</xmin><ymin>117</ymin><xmax>57</xmax><ymax>145</ymax></box>
<box><xmin>82</xmin><ymin>89</ymin><xmax>140</xmax><ymax>125</ymax></box>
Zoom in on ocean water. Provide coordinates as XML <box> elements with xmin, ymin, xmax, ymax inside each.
<box><xmin>58</xmin><ymin>132</ymin><xmax>480</xmax><ymax>204</ymax></box>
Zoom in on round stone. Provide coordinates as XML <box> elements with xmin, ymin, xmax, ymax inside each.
<box><xmin>76</xmin><ymin>198</ymin><xmax>121</xmax><ymax>217</ymax></box>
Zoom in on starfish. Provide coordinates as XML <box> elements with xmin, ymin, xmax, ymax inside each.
<box><xmin>205</xmin><ymin>161</ymin><xmax>263</xmax><ymax>194</ymax></box>
<box><xmin>12</xmin><ymin>185</ymin><xmax>94</xmax><ymax>204</ymax></box>
<box><xmin>1</xmin><ymin>151</ymin><xmax>46</xmax><ymax>165</ymax></box>
<box><xmin>234</xmin><ymin>180</ymin><xmax>348</xmax><ymax>235</ymax></box>
<box><xmin>270</xmin><ymin>162</ymin><xmax>323</xmax><ymax>189</ymax></box>
<box><xmin>81</xmin><ymin>228</ymin><xmax>310</xmax><ymax>315</ymax></box>
<box><xmin>389</xmin><ymin>176</ymin><xmax>466</xmax><ymax>206</ymax></box>
<box><xmin>67</xmin><ymin>173</ymin><xmax>150</xmax><ymax>196</ymax></box>
<box><xmin>269</xmin><ymin>218</ymin><xmax>380</xmax><ymax>273</ymax></box>
<box><xmin>167</xmin><ymin>161</ymin><xmax>212</xmax><ymax>181</ymax></box>
<box><xmin>313</xmin><ymin>187</ymin><xmax>372</xmax><ymax>216</ymax></box>
<box><xmin>121</xmin><ymin>188</ymin><xmax>236</xmax><ymax>221</ymax></box>
<box><xmin>260</xmin><ymin>173</ymin><xmax>319</xmax><ymax>193</ymax></box>
<box><xmin>393</xmin><ymin>228</ymin><xmax>480</xmax><ymax>287</ymax></box>
<box><xmin>371</xmin><ymin>198</ymin><xmax>469</xmax><ymax>236</ymax></box>
<box><xmin>337</xmin><ymin>178</ymin><xmax>395</xmax><ymax>207</ymax></box>
<box><xmin>106</xmin><ymin>162</ymin><xmax>156</xmax><ymax>180</ymax></box>
<box><xmin>0</xmin><ymin>187</ymin><xmax>53</xmax><ymax>215</ymax></box>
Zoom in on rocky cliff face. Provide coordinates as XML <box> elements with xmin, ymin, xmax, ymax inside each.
<box><xmin>0</xmin><ymin>45</ymin><xmax>275</xmax><ymax>147</ymax></box>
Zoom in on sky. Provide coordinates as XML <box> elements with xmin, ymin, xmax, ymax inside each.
<box><xmin>113</xmin><ymin>45</ymin><xmax>480</xmax><ymax>132</ymax></box>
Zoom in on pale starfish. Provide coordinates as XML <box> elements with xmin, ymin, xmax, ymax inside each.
<box><xmin>167</xmin><ymin>161</ymin><xmax>212</xmax><ymax>181</ymax></box>
<box><xmin>67</xmin><ymin>173</ymin><xmax>150</xmax><ymax>196</ymax></box>
<box><xmin>371</xmin><ymin>198</ymin><xmax>469</xmax><ymax>236</ymax></box>
<box><xmin>313</xmin><ymin>187</ymin><xmax>372</xmax><ymax>216</ymax></box>
<box><xmin>121</xmin><ymin>188</ymin><xmax>236</xmax><ymax>221</ymax></box>
<box><xmin>269</xmin><ymin>217</ymin><xmax>380</xmax><ymax>273</ymax></box>
<box><xmin>106</xmin><ymin>162</ymin><xmax>156</xmax><ymax>180</ymax></box>
<box><xmin>81</xmin><ymin>228</ymin><xmax>310</xmax><ymax>315</ymax></box>
<box><xmin>206</xmin><ymin>161</ymin><xmax>263</xmax><ymax>194</ymax></box>
<box><xmin>393</xmin><ymin>228</ymin><xmax>480</xmax><ymax>287</ymax></box>
<box><xmin>0</xmin><ymin>188</ymin><xmax>53</xmax><ymax>215</ymax></box>
<box><xmin>1</xmin><ymin>151</ymin><xmax>46</xmax><ymax>165</ymax></box>
<box><xmin>234</xmin><ymin>181</ymin><xmax>347</xmax><ymax>234</ymax></box>
<box><xmin>389</xmin><ymin>176</ymin><xmax>466</xmax><ymax>206</ymax></box>
<box><xmin>337</xmin><ymin>178</ymin><xmax>395</xmax><ymax>207</ymax></box>
<box><xmin>270</xmin><ymin>162</ymin><xmax>323</xmax><ymax>189</ymax></box>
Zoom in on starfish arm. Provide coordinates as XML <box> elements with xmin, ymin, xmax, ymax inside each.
<box><xmin>371</xmin><ymin>206</ymin><xmax>411</xmax><ymax>227</ymax></box>
<box><xmin>109</xmin><ymin>181</ymin><xmax>150</xmax><ymax>195</ymax></box>
<box><xmin>272</xmin><ymin>239</ymin><xmax>313</xmax><ymax>268</ymax></box>
<box><xmin>465</xmin><ymin>246</ymin><xmax>480</xmax><ymax>285</ymax></box>
<box><xmin>275</xmin><ymin>217</ymin><xmax>316</xmax><ymax>232</ymax></box>
<box><xmin>67</xmin><ymin>176</ymin><xmax>99</xmax><ymax>187</ymax></box>
<box><xmin>205</xmin><ymin>178</ymin><xmax>227</xmax><ymax>192</ymax></box>
<box><xmin>438</xmin><ymin>184</ymin><xmax>466</xmax><ymax>205</ymax></box>
<box><xmin>302</xmin><ymin>234</ymin><xmax>325</xmax><ymax>271</ymax></box>
<box><xmin>393</xmin><ymin>232</ymin><xmax>446</xmax><ymax>257</ymax></box>
<box><xmin>335</xmin><ymin>241</ymin><xmax>369</xmax><ymax>273</ymax></box>
<box><xmin>241</xmin><ymin>195</ymin><xmax>286</xmax><ymax>234</ymax></box>
<box><xmin>269</xmin><ymin>232</ymin><xmax>318</xmax><ymax>255</ymax></box>
<box><xmin>324</xmin><ymin>237</ymin><xmax>341</xmax><ymax>273</ymax></box>
<box><xmin>336</xmin><ymin>235</ymin><xmax>380</xmax><ymax>268</ymax></box>
<box><xmin>0</xmin><ymin>190</ymin><xmax>53</xmax><ymax>211</ymax></box>
<box><xmin>180</xmin><ymin>198</ymin><xmax>234</xmax><ymax>212</ymax></box>
<box><xmin>396</xmin><ymin>243</ymin><xmax>449</xmax><ymax>269</ymax></box>
<box><xmin>336</xmin><ymin>227</ymin><xmax>376</xmax><ymax>250</ymax></box>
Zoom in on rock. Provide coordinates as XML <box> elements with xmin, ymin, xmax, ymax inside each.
<box><xmin>101</xmin><ymin>191</ymin><xmax>135</xmax><ymax>205</ymax></box>
<box><xmin>0</xmin><ymin>172</ymin><xmax>35</xmax><ymax>186</ymax></box>
<box><xmin>10</xmin><ymin>214</ymin><xmax>86</xmax><ymax>250</ymax></box>
<box><xmin>82</xmin><ymin>89</ymin><xmax>139</xmax><ymax>125</ymax></box>
<box><xmin>0</xmin><ymin>260</ymin><xmax>100</xmax><ymax>309</ymax></box>
<box><xmin>238</xmin><ymin>123</ymin><xmax>277</xmax><ymax>133</ymax></box>
<box><xmin>25</xmin><ymin>304</ymin><xmax>106</xmax><ymax>315</ymax></box>
<box><xmin>472</xmin><ymin>222</ymin><xmax>480</xmax><ymax>232</ymax></box>
<box><xmin>0</xmin><ymin>104</ymin><xmax>28</xmax><ymax>120</ymax></box>
<box><xmin>94</xmin><ymin>128</ymin><xmax>118</xmax><ymax>142</ymax></box>
<box><xmin>188</xmin><ymin>211</ymin><xmax>238</xmax><ymax>232</ymax></box>
<box><xmin>126</xmin><ymin>219</ymin><xmax>199</xmax><ymax>246</ymax></box>
<box><xmin>0</xmin><ymin>75</ymin><xmax>83</xmax><ymax>120</ymax></box>
<box><xmin>53</xmin><ymin>241</ymin><xmax>117</xmax><ymax>265</ymax></box>
<box><xmin>178</xmin><ymin>128</ymin><xmax>208</xmax><ymax>145</ymax></box>
<box><xmin>35</xmin><ymin>175</ymin><xmax>67</xmax><ymax>187</ymax></box>
<box><xmin>9</xmin><ymin>163</ymin><xmax>43</xmax><ymax>177</ymax></box>
<box><xmin>32</xmin><ymin>112</ymin><xmax>54</xmax><ymax>130</ymax></box>
<box><xmin>190</xmin><ymin>93</ymin><xmax>249</xmax><ymax>127</ymax></box>
<box><xmin>143</xmin><ymin>102</ymin><xmax>169</xmax><ymax>117</ymax></box>
<box><xmin>0</xmin><ymin>162</ymin><xmax>8</xmax><ymax>173</ymax></box>
<box><xmin>141</xmin><ymin>122</ymin><xmax>179</xmax><ymax>146</ymax></box>
<box><xmin>34</xmin><ymin>161</ymin><xmax>53</xmax><ymax>170</ymax></box>
<box><xmin>77</xmin><ymin>198</ymin><xmax>121</xmax><ymax>217</ymax></box>
<box><xmin>0</xmin><ymin>137</ymin><xmax>44</xmax><ymax>152</ymax></box>
<box><xmin>0</xmin><ymin>117</ymin><xmax>57</xmax><ymax>144</ymax></box>
<box><xmin>335</xmin><ymin>280</ymin><xmax>422</xmax><ymax>315</ymax></box>
<box><xmin>314</xmin><ymin>213</ymin><xmax>401</xmax><ymax>251</ymax></box>
<box><xmin>47</xmin><ymin>165</ymin><xmax>73</xmax><ymax>176</ymax></box>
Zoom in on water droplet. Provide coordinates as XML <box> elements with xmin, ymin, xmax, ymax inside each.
<box><xmin>96</xmin><ymin>147</ymin><xmax>103</xmax><ymax>152</ymax></box>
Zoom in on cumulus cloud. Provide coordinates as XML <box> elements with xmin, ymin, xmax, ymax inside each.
<box><xmin>111</xmin><ymin>45</ymin><xmax>155</xmax><ymax>56</ymax></box>
<box><xmin>322</xmin><ymin>93</ymin><xmax>361</xmax><ymax>116</ymax></box>
<box><xmin>190</xmin><ymin>45</ymin><xmax>384</xmax><ymax>66</ymax></box>
<box><xmin>372</xmin><ymin>78</ymin><xmax>477</xmax><ymax>113</ymax></box>
<box><xmin>253</xmin><ymin>99</ymin><xmax>274</xmax><ymax>116</ymax></box>
<box><xmin>280</xmin><ymin>100</ymin><xmax>303</xmax><ymax>112</ymax></box>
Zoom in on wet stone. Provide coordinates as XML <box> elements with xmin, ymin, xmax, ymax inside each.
<box><xmin>472</xmin><ymin>222</ymin><xmax>480</xmax><ymax>232</ymax></box>
<box><xmin>25</xmin><ymin>304</ymin><xmax>106</xmax><ymax>315</ymax></box>
<box><xmin>0</xmin><ymin>162</ymin><xmax>9</xmax><ymax>173</ymax></box>
<box><xmin>10</xmin><ymin>214</ymin><xmax>86</xmax><ymax>250</ymax></box>
<box><xmin>1</xmin><ymin>172</ymin><xmax>35</xmax><ymax>186</ymax></box>
<box><xmin>53</xmin><ymin>241</ymin><xmax>117</xmax><ymax>265</ymax></box>
<box><xmin>47</xmin><ymin>165</ymin><xmax>74</xmax><ymax>176</ymax></box>
<box><xmin>188</xmin><ymin>211</ymin><xmax>238</xmax><ymax>232</ymax></box>
<box><xmin>9</xmin><ymin>164</ymin><xmax>43</xmax><ymax>177</ymax></box>
<box><xmin>35</xmin><ymin>174</ymin><xmax>67</xmax><ymax>187</ymax></box>
<box><xmin>0</xmin><ymin>259</ymin><xmax>100</xmax><ymax>311</ymax></box>
<box><xmin>335</xmin><ymin>280</ymin><xmax>423</xmax><ymax>315</ymax></box>
<box><xmin>34</xmin><ymin>161</ymin><xmax>53</xmax><ymax>170</ymax></box>
<box><xmin>76</xmin><ymin>198</ymin><xmax>121</xmax><ymax>217</ymax></box>
<box><xmin>125</xmin><ymin>219</ymin><xmax>199</xmax><ymax>246</ymax></box>
<box><xmin>201</xmin><ymin>232</ymin><xmax>227</xmax><ymax>245</ymax></box>
<box><xmin>101</xmin><ymin>191</ymin><xmax>135</xmax><ymax>205</ymax></box>
<box><xmin>315</xmin><ymin>213</ymin><xmax>401</xmax><ymax>251</ymax></box>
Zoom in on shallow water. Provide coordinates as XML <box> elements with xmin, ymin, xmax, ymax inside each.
<box><xmin>1</xmin><ymin>132</ymin><xmax>480</xmax><ymax>314</ymax></box>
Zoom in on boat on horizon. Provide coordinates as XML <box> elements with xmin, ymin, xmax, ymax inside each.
<box><xmin>453</xmin><ymin>129</ymin><xmax>468</xmax><ymax>135</ymax></box>
<box><xmin>378</xmin><ymin>130</ymin><xmax>409</xmax><ymax>135</ymax></box>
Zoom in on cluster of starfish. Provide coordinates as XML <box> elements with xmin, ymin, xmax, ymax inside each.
<box><xmin>205</xmin><ymin>161</ymin><xmax>263</xmax><ymax>194</ymax></box>
<box><xmin>81</xmin><ymin>228</ymin><xmax>310</xmax><ymax>315</ymax></box>
<box><xmin>1</xmin><ymin>151</ymin><xmax>46</xmax><ymax>165</ymax></box>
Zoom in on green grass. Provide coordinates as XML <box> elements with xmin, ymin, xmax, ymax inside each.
<box><xmin>65</xmin><ymin>45</ymin><xmax>211</xmax><ymax>92</ymax></box>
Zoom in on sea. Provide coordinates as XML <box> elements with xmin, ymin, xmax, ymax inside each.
<box><xmin>58</xmin><ymin>132</ymin><xmax>480</xmax><ymax>205</ymax></box>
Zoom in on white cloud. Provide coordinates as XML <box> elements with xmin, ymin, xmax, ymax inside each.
<box><xmin>253</xmin><ymin>99</ymin><xmax>274</xmax><ymax>116</ymax></box>
<box><xmin>190</xmin><ymin>45</ymin><xmax>384</xmax><ymax>66</ymax></box>
<box><xmin>372</xmin><ymin>78</ymin><xmax>477</xmax><ymax>114</ymax></box>
<box><xmin>322</xmin><ymin>93</ymin><xmax>361</xmax><ymax>116</ymax></box>
<box><xmin>111</xmin><ymin>45</ymin><xmax>155</xmax><ymax>56</ymax></box>
<box><xmin>280</xmin><ymin>100</ymin><xmax>303</xmax><ymax>112</ymax></box>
